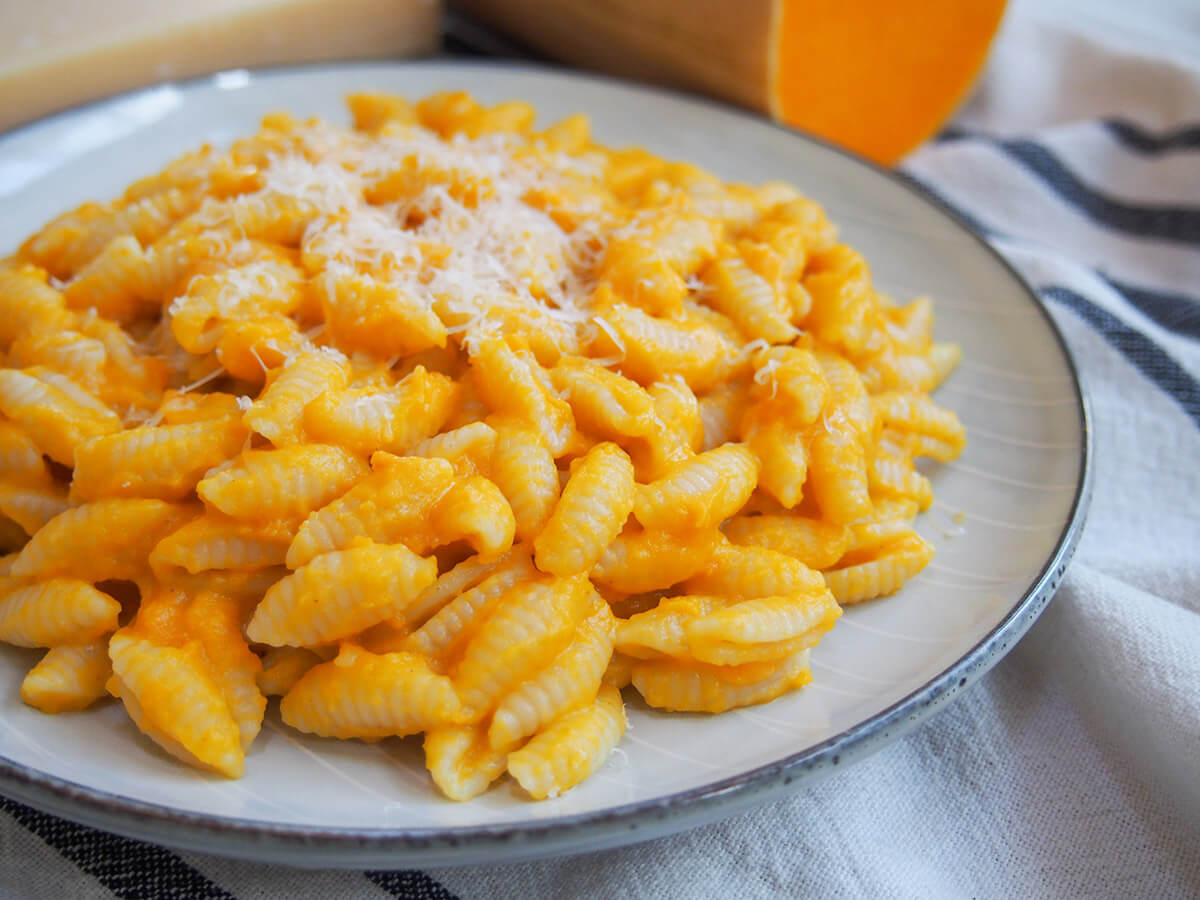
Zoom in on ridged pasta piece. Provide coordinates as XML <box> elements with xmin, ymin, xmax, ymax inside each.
<box><xmin>803</xmin><ymin>246</ymin><xmax>874</xmax><ymax>355</ymax></box>
<box><xmin>256</xmin><ymin>646</ymin><xmax>326</xmax><ymax>697</ymax></box>
<box><xmin>723</xmin><ymin>515</ymin><xmax>850</xmax><ymax>570</ymax></box>
<box><xmin>9</xmin><ymin>328</ymin><xmax>166</xmax><ymax>416</ymax></box>
<box><xmin>71</xmin><ymin>417</ymin><xmax>248</xmax><ymax>503</ymax></box>
<box><xmin>454</xmin><ymin>574</ymin><xmax>593</xmax><ymax>718</ymax></box>
<box><xmin>427</xmin><ymin>476</ymin><xmax>516</xmax><ymax>562</ymax></box>
<box><xmin>245</xmin><ymin>351</ymin><xmax>350</xmax><ymax>447</ymax></box>
<box><xmin>641</xmin><ymin>377</ymin><xmax>703</xmax><ymax>475</ymax></box>
<box><xmin>815</xmin><ymin>349</ymin><xmax>874</xmax><ymax>437</ymax></box>
<box><xmin>602</xmin><ymin>652</ymin><xmax>636</xmax><ymax>689</ymax></box>
<box><xmin>470</xmin><ymin>338</ymin><xmax>575</xmax><ymax>456</ymax></box>
<box><xmin>807</xmin><ymin>429</ymin><xmax>872</xmax><ymax>524</ymax></box>
<box><xmin>8</xmin><ymin>329</ymin><xmax>105</xmax><ymax>395</ymax></box>
<box><xmin>24</xmin><ymin>189</ymin><xmax>199</xmax><ymax>278</ymax></box>
<box><xmin>615</xmin><ymin>595</ymin><xmax>727</xmax><ymax>660</ymax></box>
<box><xmin>534</xmin><ymin>442</ymin><xmax>635</xmax><ymax>577</ymax></box>
<box><xmin>0</xmin><ymin>367</ymin><xmax>121</xmax><ymax>465</ymax></box>
<box><xmin>159</xmin><ymin>566</ymin><xmax>286</xmax><ymax>609</ymax></box>
<box><xmin>589</xmin><ymin>294</ymin><xmax>735</xmax><ymax>392</ymax></box>
<box><xmin>397</xmin><ymin>549</ymin><xmax>515</xmax><ymax>634</ymax></box>
<box><xmin>489</xmin><ymin>601</ymin><xmax>615</xmax><ymax>750</ymax></box>
<box><xmin>170</xmin><ymin>257</ymin><xmax>305</xmax><ymax>354</ymax></box>
<box><xmin>184</xmin><ymin>590</ymin><xmax>266</xmax><ymax>750</ymax></box>
<box><xmin>927</xmin><ymin>342</ymin><xmax>962</xmax><ymax>390</ymax></box>
<box><xmin>488</xmin><ymin>424</ymin><xmax>560</xmax><ymax>544</ymax></box>
<box><xmin>197</xmin><ymin>444</ymin><xmax>367</xmax><ymax>521</ymax></box>
<box><xmin>63</xmin><ymin>235</ymin><xmax>148</xmax><ymax>323</ymax></box>
<box><xmin>347</xmin><ymin>92</ymin><xmax>418</xmax><ymax>132</ymax></box>
<box><xmin>698</xmin><ymin>380</ymin><xmax>751</xmax><ymax>452</ymax></box>
<box><xmin>683</xmin><ymin>541</ymin><xmax>826</xmax><ymax>599</ymax></box>
<box><xmin>216</xmin><ymin>315</ymin><xmax>305</xmax><ymax>382</ymax></box>
<box><xmin>601</xmin><ymin>240</ymin><xmax>687</xmax><ymax>317</ymax></box>
<box><xmin>0</xmin><ymin>480</ymin><xmax>70</xmax><ymax>535</ymax></box>
<box><xmin>884</xmin><ymin>295</ymin><xmax>933</xmax><ymax>352</ymax></box>
<box><xmin>845</xmin><ymin>502</ymin><xmax>919</xmax><ymax>556</ymax></box>
<box><xmin>591</xmin><ymin>527</ymin><xmax>722</xmax><ymax>594</ymax></box>
<box><xmin>156</xmin><ymin>389</ymin><xmax>243</xmax><ymax>425</ymax></box>
<box><xmin>631</xmin><ymin>649</ymin><xmax>812</xmax><ymax>713</ymax></box>
<box><xmin>0</xmin><ymin>421</ymin><xmax>50</xmax><ymax>482</ymax></box>
<box><xmin>280</xmin><ymin>645</ymin><xmax>464</xmax><ymax>740</ymax></box>
<box><xmin>633</xmin><ymin>444</ymin><xmax>759</xmax><ymax>532</ymax></box>
<box><xmin>247</xmin><ymin>542</ymin><xmax>437</xmax><ymax>647</ymax></box>
<box><xmin>551</xmin><ymin>357</ymin><xmax>658</xmax><ymax>444</ymax></box>
<box><xmin>0</xmin><ymin>579</ymin><xmax>121</xmax><ymax>647</ymax></box>
<box><xmin>20</xmin><ymin>642</ymin><xmax>112</xmax><ymax>713</ymax></box>
<box><xmin>319</xmin><ymin>268</ymin><xmax>447</xmax><ymax>356</ymax></box>
<box><xmin>303</xmin><ymin>367</ymin><xmax>458</xmax><ymax>455</ymax></box>
<box><xmin>867</xmin><ymin>451</ymin><xmax>933</xmax><ymax>510</ymax></box>
<box><xmin>107</xmin><ymin>631</ymin><xmax>244</xmax><ymax>777</ymax></box>
<box><xmin>203</xmin><ymin>192</ymin><xmax>319</xmax><ymax>246</ymax></box>
<box><xmin>743</xmin><ymin>414</ymin><xmax>808</xmax><ymax>509</ymax></box>
<box><xmin>703</xmin><ymin>255</ymin><xmax>796</xmax><ymax>344</ymax></box>
<box><xmin>871</xmin><ymin>392</ymin><xmax>966</xmax><ymax>460</ymax></box>
<box><xmin>12</xmin><ymin>499</ymin><xmax>194</xmax><ymax>581</ymax></box>
<box><xmin>424</xmin><ymin>724</ymin><xmax>509</xmax><ymax>802</ymax></box>
<box><xmin>684</xmin><ymin>591</ymin><xmax>840</xmax><ymax>665</ymax></box>
<box><xmin>507</xmin><ymin>684</ymin><xmax>626</xmax><ymax>800</ymax></box>
<box><xmin>286</xmin><ymin>455</ymin><xmax>455</xmax><ymax>568</ymax></box>
<box><xmin>823</xmin><ymin>534</ymin><xmax>935</xmax><ymax>605</ymax></box>
<box><xmin>150</xmin><ymin>513</ymin><xmax>294</xmax><ymax>574</ymax></box>
<box><xmin>410</xmin><ymin>422</ymin><xmax>496</xmax><ymax>477</ymax></box>
<box><xmin>0</xmin><ymin>265</ymin><xmax>68</xmax><ymax>348</ymax></box>
<box><xmin>750</xmin><ymin>347</ymin><xmax>829</xmax><ymax>427</ymax></box>
<box><xmin>402</xmin><ymin>550</ymin><xmax>537</xmax><ymax>670</ymax></box>
<box><xmin>537</xmin><ymin>113</ymin><xmax>590</xmax><ymax>153</ymax></box>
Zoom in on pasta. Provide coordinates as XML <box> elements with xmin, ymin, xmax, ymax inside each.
<box><xmin>0</xmin><ymin>91</ymin><xmax>964</xmax><ymax>801</ymax></box>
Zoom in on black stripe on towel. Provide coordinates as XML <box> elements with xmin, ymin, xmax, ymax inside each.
<box><xmin>994</xmin><ymin>139</ymin><xmax>1200</xmax><ymax>245</ymax></box>
<box><xmin>0</xmin><ymin>795</ymin><xmax>234</xmax><ymax>900</ymax></box>
<box><xmin>366</xmin><ymin>869</ymin><xmax>460</xmax><ymax>899</ymax></box>
<box><xmin>925</xmin><ymin>128</ymin><xmax>1200</xmax><ymax>244</ymax></box>
<box><xmin>1042</xmin><ymin>286</ymin><xmax>1200</xmax><ymax>429</ymax></box>
<box><xmin>1102</xmin><ymin>276</ymin><xmax>1200</xmax><ymax>341</ymax></box>
<box><xmin>1103</xmin><ymin>119</ymin><xmax>1200</xmax><ymax>155</ymax></box>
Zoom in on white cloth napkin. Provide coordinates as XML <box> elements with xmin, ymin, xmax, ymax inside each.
<box><xmin>1</xmin><ymin>4</ymin><xmax>1198</xmax><ymax>898</ymax></box>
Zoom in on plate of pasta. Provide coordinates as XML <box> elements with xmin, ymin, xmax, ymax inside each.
<box><xmin>0</xmin><ymin>62</ymin><xmax>1089</xmax><ymax>867</ymax></box>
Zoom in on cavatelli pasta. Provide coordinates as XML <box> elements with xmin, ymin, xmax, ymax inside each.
<box><xmin>0</xmin><ymin>90</ymin><xmax>964</xmax><ymax>801</ymax></box>
<box><xmin>534</xmin><ymin>442</ymin><xmax>635</xmax><ymax>576</ymax></box>
<box><xmin>247</xmin><ymin>541</ymin><xmax>437</xmax><ymax>647</ymax></box>
<box><xmin>196</xmin><ymin>444</ymin><xmax>367</xmax><ymax>521</ymax></box>
<box><xmin>506</xmin><ymin>684</ymin><xmax>626</xmax><ymax>800</ymax></box>
<box><xmin>21</xmin><ymin>642</ymin><xmax>112</xmax><ymax>713</ymax></box>
<box><xmin>280</xmin><ymin>645</ymin><xmax>464</xmax><ymax>740</ymax></box>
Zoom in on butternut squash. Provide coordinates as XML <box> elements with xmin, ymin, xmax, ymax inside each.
<box><xmin>458</xmin><ymin>0</ymin><xmax>1006</xmax><ymax>164</ymax></box>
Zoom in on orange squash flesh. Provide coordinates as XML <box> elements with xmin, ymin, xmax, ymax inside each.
<box><xmin>773</xmin><ymin>0</ymin><xmax>1007</xmax><ymax>164</ymax></box>
<box><xmin>458</xmin><ymin>0</ymin><xmax>1007</xmax><ymax>165</ymax></box>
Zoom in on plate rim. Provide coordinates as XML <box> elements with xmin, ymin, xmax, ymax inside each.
<box><xmin>0</xmin><ymin>58</ymin><xmax>1094</xmax><ymax>867</ymax></box>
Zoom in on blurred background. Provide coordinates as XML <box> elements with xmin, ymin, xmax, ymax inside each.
<box><xmin>3</xmin><ymin>0</ymin><xmax>1197</xmax><ymax>159</ymax></box>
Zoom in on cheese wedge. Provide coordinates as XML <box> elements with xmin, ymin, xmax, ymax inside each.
<box><xmin>457</xmin><ymin>0</ymin><xmax>1006</xmax><ymax>164</ymax></box>
<box><xmin>0</xmin><ymin>0</ymin><xmax>441</xmax><ymax>133</ymax></box>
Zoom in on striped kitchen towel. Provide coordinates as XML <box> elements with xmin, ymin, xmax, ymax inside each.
<box><xmin>0</xmin><ymin>5</ymin><xmax>1197</xmax><ymax>898</ymax></box>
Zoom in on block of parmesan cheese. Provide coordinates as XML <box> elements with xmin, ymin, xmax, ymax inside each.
<box><xmin>0</xmin><ymin>0</ymin><xmax>442</xmax><ymax>133</ymax></box>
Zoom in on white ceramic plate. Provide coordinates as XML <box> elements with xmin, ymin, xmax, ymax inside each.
<box><xmin>0</xmin><ymin>62</ymin><xmax>1090</xmax><ymax>868</ymax></box>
